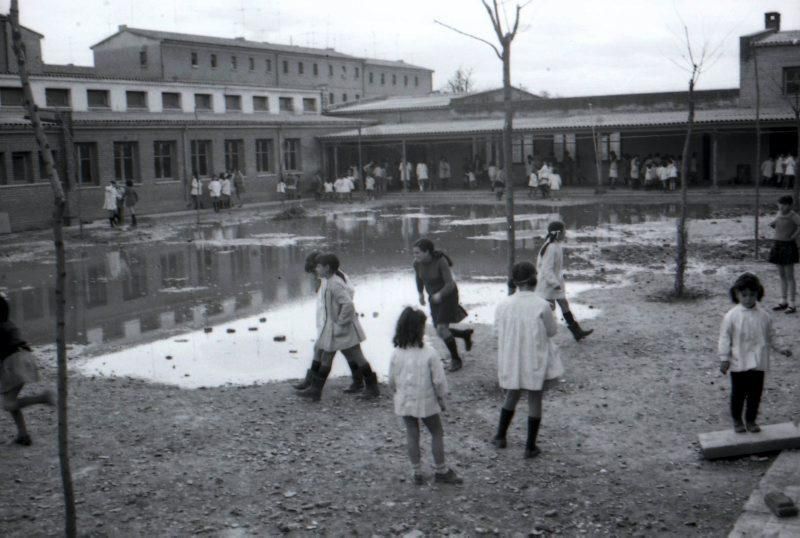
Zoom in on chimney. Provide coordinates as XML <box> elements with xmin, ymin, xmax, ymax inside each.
<box><xmin>765</xmin><ymin>12</ymin><xmax>780</xmax><ymax>32</ymax></box>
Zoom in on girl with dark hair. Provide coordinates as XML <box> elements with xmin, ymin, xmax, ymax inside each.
<box><xmin>719</xmin><ymin>273</ymin><xmax>791</xmax><ymax>433</ymax></box>
<box><xmin>412</xmin><ymin>238</ymin><xmax>473</xmax><ymax>372</ymax></box>
<box><xmin>388</xmin><ymin>307</ymin><xmax>461</xmax><ymax>485</ymax></box>
<box><xmin>298</xmin><ymin>253</ymin><xmax>380</xmax><ymax>401</ymax></box>
<box><xmin>493</xmin><ymin>261</ymin><xmax>562</xmax><ymax>458</ymax></box>
<box><xmin>293</xmin><ymin>251</ymin><xmax>365</xmax><ymax>394</ymax></box>
<box><xmin>768</xmin><ymin>195</ymin><xmax>800</xmax><ymax>313</ymax></box>
<box><xmin>536</xmin><ymin>221</ymin><xmax>593</xmax><ymax>341</ymax></box>
<box><xmin>0</xmin><ymin>296</ymin><xmax>54</xmax><ymax>445</ymax></box>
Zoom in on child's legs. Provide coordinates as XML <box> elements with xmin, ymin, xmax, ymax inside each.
<box><xmin>527</xmin><ymin>390</ymin><xmax>543</xmax><ymax>418</ymax></box>
<box><xmin>422</xmin><ymin>414</ymin><xmax>445</xmax><ymax>467</ymax></box>
<box><xmin>3</xmin><ymin>386</ymin><xmax>28</xmax><ymax>437</ymax></box>
<box><xmin>730</xmin><ymin>371</ymin><xmax>746</xmax><ymax>422</ymax></box>
<box><xmin>340</xmin><ymin>345</ymin><xmax>369</xmax><ymax>370</ymax></box>
<box><xmin>502</xmin><ymin>389</ymin><xmax>522</xmax><ymax>412</ymax></box>
<box><xmin>556</xmin><ymin>298</ymin><xmax>571</xmax><ymax>316</ymax></box>
<box><xmin>787</xmin><ymin>265</ymin><xmax>797</xmax><ymax>305</ymax></box>
<box><xmin>744</xmin><ymin>370</ymin><xmax>765</xmax><ymax>424</ymax></box>
<box><xmin>317</xmin><ymin>351</ymin><xmax>336</xmax><ymax>375</ymax></box>
<box><xmin>778</xmin><ymin>265</ymin><xmax>789</xmax><ymax>302</ymax></box>
<box><xmin>436</xmin><ymin>323</ymin><xmax>452</xmax><ymax>341</ymax></box>
<box><xmin>403</xmin><ymin>416</ymin><xmax>421</xmax><ymax>465</ymax></box>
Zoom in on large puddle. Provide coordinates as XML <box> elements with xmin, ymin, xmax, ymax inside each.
<box><xmin>0</xmin><ymin>201</ymin><xmax>748</xmax><ymax>388</ymax></box>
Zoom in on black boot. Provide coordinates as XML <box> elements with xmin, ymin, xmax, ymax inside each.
<box><xmin>493</xmin><ymin>407</ymin><xmax>515</xmax><ymax>448</ymax></box>
<box><xmin>343</xmin><ymin>359</ymin><xmax>364</xmax><ymax>393</ymax></box>
<box><xmin>450</xmin><ymin>328</ymin><xmax>474</xmax><ymax>352</ymax></box>
<box><xmin>563</xmin><ymin>311</ymin><xmax>593</xmax><ymax>341</ymax></box>
<box><xmin>525</xmin><ymin>417</ymin><xmax>541</xmax><ymax>458</ymax></box>
<box><xmin>359</xmin><ymin>365</ymin><xmax>380</xmax><ymax>400</ymax></box>
<box><xmin>293</xmin><ymin>369</ymin><xmax>314</xmax><ymax>390</ymax></box>
<box><xmin>444</xmin><ymin>336</ymin><xmax>463</xmax><ymax>372</ymax></box>
<box><xmin>109</xmin><ymin>217</ymin><xmax>116</xmax><ymax>228</ymax></box>
<box><xmin>131</xmin><ymin>214</ymin><xmax>137</xmax><ymax>228</ymax></box>
<box><xmin>297</xmin><ymin>369</ymin><xmax>329</xmax><ymax>402</ymax></box>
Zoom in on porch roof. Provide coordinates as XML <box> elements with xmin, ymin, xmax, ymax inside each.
<box><xmin>319</xmin><ymin>107</ymin><xmax>794</xmax><ymax>140</ymax></box>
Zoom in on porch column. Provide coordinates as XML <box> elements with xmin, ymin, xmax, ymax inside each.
<box><xmin>333</xmin><ymin>144</ymin><xmax>339</xmax><ymax>177</ymax></box>
<box><xmin>711</xmin><ymin>132</ymin><xmax>718</xmax><ymax>191</ymax></box>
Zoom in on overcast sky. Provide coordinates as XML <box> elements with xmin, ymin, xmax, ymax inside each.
<box><xmin>3</xmin><ymin>0</ymin><xmax>798</xmax><ymax>97</ymax></box>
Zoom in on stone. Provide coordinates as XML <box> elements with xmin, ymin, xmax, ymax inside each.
<box><xmin>274</xmin><ymin>335</ymin><xmax>287</xmax><ymax>342</ymax></box>
<box><xmin>204</xmin><ymin>327</ymin><xmax>213</xmax><ymax>333</ymax></box>
<box><xmin>698</xmin><ymin>422</ymin><xmax>800</xmax><ymax>459</ymax></box>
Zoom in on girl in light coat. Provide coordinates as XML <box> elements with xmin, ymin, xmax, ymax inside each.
<box><xmin>536</xmin><ymin>221</ymin><xmax>593</xmax><ymax>341</ymax></box>
<box><xmin>493</xmin><ymin>261</ymin><xmax>562</xmax><ymax>458</ymax></box>
<box><xmin>190</xmin><ymin>175</ymin><xmax>202</xmax><ymax>210</ymax></box>
<box><xmin>389</xmin><ymin>307</ymin><xmax>461</xmax><ymax>485</ymax></box>
<box><xmin>102</xmin><ymin>181</ymin><xmax>119</xmax><ymax>227</ymax></box>
<box><xmin>298</xmin><ymin>253</ymin><xmax>380</xmax><ymax>401</ymax></box>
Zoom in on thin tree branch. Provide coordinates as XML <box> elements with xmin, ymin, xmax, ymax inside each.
<box><xmin>433</xmin><ymin>19</ymin><xmax>502</xmax><ymax>59</ymax></box>
<box><xmin>511</xmin><ymin>4</ymin><xmax>522</xmax><ymax>38</ymax></box>
<box><xmin>482</xmin><ymin>0</ymin><xmax>504</xmax><ymax>42</ymax></box>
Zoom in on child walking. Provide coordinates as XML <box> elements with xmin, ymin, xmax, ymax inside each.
<box><xmin>0</xmin><ymin>296</ymin><xmax>54</xmax><ymax>445</ymax></box>
<box><xmin>493</xmin><ymin>261</ymin><xmax>563</xmax><ymax>458</ymax></box>
<box><xmin>388</xmin><ymin>307</ymin><xmax>462</xmax><ymax>485</ymax></box>
<box><xmin>768</xmin><ymin>195</ymin><xmax>800</xmax><ymax>313</ymax></box>
<box><xmin>718</xmin><ymin>273</ymin><xmax>791</xmax><ymax>433</ymax></box>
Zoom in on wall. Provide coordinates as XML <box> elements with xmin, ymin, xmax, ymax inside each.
<box><xmin>362</xmin><ymin>66</ymin><xmax>433</xmax><ymax>98</ymax></box>
<box><xmin>92</xmin><ymin>33</ymin><xmax>163</xmax><ymax>80</ymax></box>
<box><xmin>0</xmin><ymin>21</ymin><xmax>44</xmax><ymax>73</ymax></box>
<box><xmin>160</xmin><ymin>43</ymin><xmax>279</xmax><ymax>86</ymax></box>
<box><xmin>740</xmin><ymin>44</ymin><xmax>800</xmax><ymax>109</ymax></box>
<box><xmin>275</xmin><ymin>53</ymin><xmax>364</xmax><ymax>105</ymax></box>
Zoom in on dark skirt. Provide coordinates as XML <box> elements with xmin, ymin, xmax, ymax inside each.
<box><xmin>429</xmin><ymin>287</ymin><xmax>468</xmax><ymax>326</ymax></box>
<box><xmin>769</xmin><ymin>240</ymin><xmax>799</xmax><ymax>265</ymax></box>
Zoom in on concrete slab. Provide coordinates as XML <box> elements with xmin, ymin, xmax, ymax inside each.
<box><xmin>700</xmin><ymin>422</ymin><xmax>800</xmax><ymax>460</ymax></box>
<box><xmin>729</xmin><ymin>450</ymin><xmax>800</xmax><ymax>537</ymax></box>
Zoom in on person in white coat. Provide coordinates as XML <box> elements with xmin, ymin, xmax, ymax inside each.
<box><xmin>535</xmin><ymin>221</ymin><xmax>593</xmax><ymax>341</ymax></box>
<box><xmin>416</xmin><ymin>161</ymin><xmax>429</xmax><ymax>192</ymax></box>
<box><xmin>189</xmin><ymin>175</ymin><xmax>202</xmax><ymax>209</ymax></box>
<box><xmin>493</xmin><ymin>261</ymin><xmax>562</xmax><ymax>458</ymax></box>
<box><xmin>102</xmin><ymin>180</ymin><xmax>119</xmax><ymax>227</ymax></box>
<box><xmin>388</xmin><ymin>307</ymin><xmax>462</xmax><ymax>485</ymax></box>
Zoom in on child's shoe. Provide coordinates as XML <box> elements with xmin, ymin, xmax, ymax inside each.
<box><xmin>14</xmin><ymin>434</ymin><xmax>32</xmax><ymax>446</ymax></box>
<box><xmin>413</xmin><ymin>473</ymin><xmax>425</xmax><ymax>486</ymax></box>
<box><xmin>434</xmin><ymin>468</ymin><xmax>463</xmax><ymax>484</ymax></box>
<box><xmin>492</xmin><ymin>437</ymin><xmax>507</xmax><ymax>449</ymax></box>
<box><xmin>746</xmin><ymin>422</ymin><xmax>762</xmax><ymax>433</ymax></box>
<box><xmin>786</xmin><ymin>307</ymin><xmax>797</xmax><ymax>314</ymax></box>
<box><xmin>733</xmin><ymin>420</ymin><xmax>747</xmax><ymax>433</ymax></box>
<box><xmin>524</xmin><ymin>446</ymin><xmax>541</xmax><ymax>459</ymax></box>
<box><xmin>773</xmin><ymin>303</ymin><xmax>789</xmax><ymax>311</ymax></box>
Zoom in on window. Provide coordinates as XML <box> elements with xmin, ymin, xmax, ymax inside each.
<box><xmin>313</xmin><ymin>63</ymin><xmax>318</xmax><ymax>76</ymax></box>
<box><xmin>302</xmin><ymin>98</ymin><xmax>317</xmax><ymax>112</ymax></box>
<box><xmin>255</xmin><ymin>139</ymin><xmax>273</xmax><ymax>172</ymax></box>
<box><xmin>283</xmin><ymin>138</ymin><xmax>301</xmax><ymax>171</ymax></box>
<box><xmin>153</xmin><ymin>141</ymin><xmax>175</xmax><ymax>179</ymax></box>
<box><xmin>279</xmin><ymin>97</ymin><xmax>294</xmax><ymax>112</ymax></box>
<box><xmin>224</xmin><ymin>139</ymin><xmax>244</xmax><ymax>172</ymax></box>
<box><xmin>45</xmin><ymin>88</ymin><xmax>70</xmax><ymax>107</ymax></box>
<box><xmin>139</xmin><ymin>48</ymin><xmax>147</xmax><ymax>67</ymax></box>
<box><xmin>249</xmin><ymin>57</ymin><xmax>255</xmax><ymax>71</ymax></box>
<box><xmin>11</xmin><ymin>151</ymin><xmax>32</xmax><ymax>183</ymax></box>
<box><xmin>369</xmin><ymin>72</ymin><xmax>374</xmax><ymax>84</ymax></box>
<box><xmin>342</xmin><ymin>93</ymin><xmax>347</xmax><ymax>102</ymax></box>
<box><xmin>253</xmin><ymin>96</ymin><xmax>269</xmax><ymax>111</ymax></box>
<box><xmin>266</xmin><ymin>58</ymin><xmax>272</xmax><ymax>72</ymax></box>
<box><xmin>75</xmin><ymin>142</ymin><xmax>97</xmax><ymax>185</ymax></box>
<box><xmin>190</xmin><ymin>140</ymin><xmax>212</xmax><ymax>177</ymax></box>
<box><xmin>391</xmin><ymin>74</ymin><xmax>396</xmax><ymax>86</ymax></box>
<box><xmin>414</xmin><ymin>76</ymin><xmax>419</xmax><ymax>87</ymax></box>
<box><xmin>0</xmin><ymin>87</ymin><xmax>23</xmax><ymax>107</ymax></box>
<box><xmin>785</xmin><ymin>67</ymin><xmax>800</xmax><ymax>94</ymax></box>
<box><xmin>355</xmin><ymin>94</ymin><xmax>360</xmax><ymax>100</ymax></box>
<box><xmin>126</xmin><ymin>91</ymin><xmax>147</xmax><ymax>110</ymax></box>
<box><xmin>380</xmin><ymin>73</ymin><xmax>385</xmax><ymax>85</ymax></box>
<box><xmin>355</xmin><ymin>67</ymin><xmax>360</xmax><ymax>79</ymax></box>
<box><xmin>328</xmin><ymin>92</ymin><xmax>334</xmax><ymax>105</ymax></box>
<box><xmin>283</xmin><ymin>60</ymin><xmax>289</xmax><ymax>74</ymax></box>
<box><xmin>224</xmin><ymin>94</ymin><xmax>242</xmax><ymax>111</ymax></box>
<box><xmin>86</xmin><ymin>89</ymin><xmax>110</xmax><ymax>108</ymax></box>
<box><xmin>298</xmin><ymin>62</ymin><xmax>304</xmax><ymax>75</ymax></box>
<box><xmin>114</xmin><ymin>142</ymin><xmax>139</xmax><ymax>182</ymax></box>
<box><xmin>328</xmin><ymin>64</ymin><xmax>333</xmax><ymax>76</ymax></box>
<box><xmin>211</xmin><ymin>54</ymin><xmax>218</xmax><ymax>68</ymax></box>
<box><xmin>229</xmin><ymin>56</ymin><xmax>237</xmax><ymax>70</ymax></box>
<box><xmin>191</xmin><ymin>51</ymin><xmax>198</xmax><ymax>67</ymax></box>
<box><xmin>122</xmin><ymin>253</ymin><xmax>148</xmax><ymax>301</ymax></box>
<box><xmin>194</xmin><ymin>93</ymin><xmax>212</xmax><ymax>111</ymax></box>
<box><xmin>161</xmin><ymin>92</ymin><xmax>181</xmax><ymax>110</ymax></box>
<box><xmin>404</xmin><ymin>75</ymin><xmax>408</xmax><ymax>87</ymax></box>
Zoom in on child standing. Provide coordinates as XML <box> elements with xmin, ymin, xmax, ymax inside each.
<box><xmin>493</xmin><ymin>261</ymin><xmax>562</xmax><ymax>458</ymax></box>
<box><xmin>124</xmin><ymin>179</ymin><xmax>139</xmax><ymax>228</ymax></box>
<box><xmin>0</xmin><ymin>296</ymin><xmax>54</xmax><ymax>445</ymax></box>
<box><xmin>768</xmin><ymin>195</ymin><xmax>800</xmax><ymax>313</ymax></box>
<box><xmin>718</xmin><ymin>273</ymin><xmax>791</xmax><ymax>433</ymax></box>
<box><xmin>276</xmin><ymin>177</ymin><xmax>287</xmax><ymax>204</ymax></box>
<box><xmin>103</xmin><ymin>180</ymin><xmax>119</xmax><ymax>227</ymax></box>
<box><xmin>388</xmin><ymin>307</ymin><xmax>462</xmax><ymax>485</ymax></box>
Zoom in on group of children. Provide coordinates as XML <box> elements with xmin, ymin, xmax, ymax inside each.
<box><xmin>200</xmin><ymin>171</ymin><xmax>245</xmax><ymax>212</ymax></box>
<box><xmin>102</xmin><ymin>179</ymin><xmax>139</xmax><ymax>228</ymax></box>
<box><xmin>761</xmin><ymin>154</ymin><xmax>798</xmax><ymax>189</ymax></box>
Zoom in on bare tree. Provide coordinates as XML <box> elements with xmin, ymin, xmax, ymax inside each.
<box><xmin>436</xmin><ymin>0</ymin><xmax>530</xmax><ymax>292</ymax></box>
<box><xmin>446</xmin><ymin>66</ymin><xmax>476</xmax><ymax>94</ymax></box>
<box><xmin>9</xmin><ymin>2</ymin><xmax>77</xmax><ymax>536</ymax></box>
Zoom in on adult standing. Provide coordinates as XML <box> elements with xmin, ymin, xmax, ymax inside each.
<box><xmin>374</xmin><ymin>163</ymin><xmax>386</xmax><ymax>195</ymax></box>
<box><xmin>492</xmin><ymin>261</ymin><xmax>562</xmax><ymax>458</ymax></box>
<box><xmin>630</xmin><ymin>155</ymin><xmax>640</xmax><ymax>189</ymax></box>
<box><xmin>233</xmin><ymin>169</ymin><xmax>246</xmax><ymax>207</ymax></box>
<box><xmin>299</xmin><ymin>254</ymin><xmax>380</xmax><ymax>401</ymax></box>
<box><xmin>399</xmin><ymin>159</ymin><xmax>412</xmax><ymax>192</ymax></box>
<box><xmin>536</xmin><ymin>221</ymin><xmax>593</xmax><ymax>341</ymax></box>
<box><xmin>124</xmin><ymin>179</ymin><xmax>139</xmax><ymax>228</ymax></box>
<box><xmin>190</xmin><ymin>175</ymin><xmax>202</xmax><ymax>209</ymax></box>
<box><xmin>776</xmin><ymin>154</ymin><xmax>787</xmax><ymax>188</ymax></box>
<box><xmin>785</xmin><ymin>154</ymin><xmax>796</xmax><ymax>190</ymax></box>
<box><xmin>413</xmin><ymin>238</ymin><xmax>473</xmax><ymax>372</ymax></box>
<box><xmin>209</xmin><ymin>175</ymin><xmax>222</xmax><ymax>212</ymax></box>
<box><xmin>608</xmin><ymin>152</ymin><xmax>619</xmax><ymax>189</ymax></box>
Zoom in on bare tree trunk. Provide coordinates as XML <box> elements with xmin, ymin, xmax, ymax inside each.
<box><xmin>675</xmin><ymin>77</ymin><xmax>695</xmax><ymax>297</ymax></box>
<box><xmin>753</xmin><ymin>48</ymin><xmax>761</xmax><ymax>258</ymax></box>
<box><xmin>9</xmin><ymin>2</ymin><xmax>77</xmax><ymax>536</ymax></box>
<box><xmin>502</xmin><ymin>44</ymin><xmax>516</xmax><ymax>293</ymax></box>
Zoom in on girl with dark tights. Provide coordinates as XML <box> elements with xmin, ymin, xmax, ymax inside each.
<box><xmin>412</xmin><ymin>238</ymin><xmax>473</xmax><ymax>372</ymax></box>
<box><xmin>293</xmin><ymin>251</ymin><xmax>364</xmax><ymax>394</ymax></box>
<box><xmin>298</xmin><ymin>253</ymin><xmax>380</xmax><ymax>402</ymax></box>
<box><xmin>493</xmin><ymin>261</ymin><xmax>563</xmax><ymax>458</ymax></box>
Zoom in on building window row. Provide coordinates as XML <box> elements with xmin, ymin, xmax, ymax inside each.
<box><xmin>368</xmin><ymin>72</ymin><xmax>420</xmax><ymax>87</ymax></box>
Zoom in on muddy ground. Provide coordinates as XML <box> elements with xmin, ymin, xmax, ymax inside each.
<box><xmin>1</xmin><ymin>190</ymin><xmax>798</xmax><ymax>536</ymax></box>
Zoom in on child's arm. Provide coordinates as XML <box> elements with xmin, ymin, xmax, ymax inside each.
<box><xmin>541</xmin><ymin>305</ymin><xmax>558</xmax><ymax>338</ymax></box>
<box><xmin>331</xmin><ymin>285</ymin><xmax>356</xmax><ymax>326</ymax></box>
<box><xmin>430</xmin><ymin>349</ymin><xmax>449</xmax><ymax>411</ymax></box>
<box><xmin>791</xmin><ymin>213</ymin><xmax>800</xmax><ymax>241</ymax></box>
<box><xmin>718</xmin><ymin>313</ymin><xmax>733</xmax><ymax>374</ymax></box>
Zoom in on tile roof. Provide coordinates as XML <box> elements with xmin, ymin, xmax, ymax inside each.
<box><xmin>93</xmin><ymin>26</ymin><xmax>359</xmax><ymax>60</ymax></box>
<box><xmin>320</xmin><ymin>108</ymin><xmax>795</xmax><ymax>139</ymax></box>
<box><xmin>754</xmin><ymin>30</ymin><xmax>800</xmax><ymax>47</ymax></box>
<box><xmin>329</xmin><ymin>94</ymin><xmax>465</xmax><ymax>114</ymax></box>
<box><xmin>0</xmin><ymin>112</ymin><xmax>363</xmax><ymax>128</ymax></box>
<box><xmin>363</xmin><ymin>58</ymin><xmax>433</xmax><ymax>71</ymax></box>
